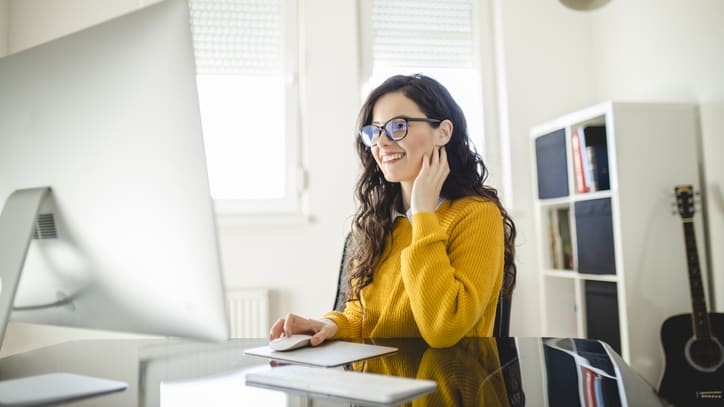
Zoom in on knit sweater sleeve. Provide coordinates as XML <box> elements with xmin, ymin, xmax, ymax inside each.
<box><xmin>401</xmin><ymin>199</ymin><xmax>504</xmax><ymax>347</ymax></box>
<box><xmin>321</xmin><ymin>298</ymin><xmax>364</xmax><ymax>339</ymax></box>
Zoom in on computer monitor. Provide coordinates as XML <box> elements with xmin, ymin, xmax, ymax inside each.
<box><xmin>0</xmin><ymin>0</ymin><xmax>229</xmax><ymax>351</ymax></box>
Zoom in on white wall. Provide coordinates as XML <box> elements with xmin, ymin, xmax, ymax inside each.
<box><xmin>592</xmin><ymin>0</ymin><xmax>724</xmax><ymax>103</ymax></box>
<box><xmin>700</xmin><ymin>103</ymin><xmax>724</xmax><ymax>310</ymax></box>
<box><xmin>5</xmin><ymin>0</ymin><xmax>156</xmax><ymax>53</ymax></box>
<box><xmin>493</xmin><ymin>0</ymin><xmax>600</xmax><ymax>335</ymax></box>
<box><xmin>591</xmin><ymin>0</ymin><xmax>724</xmax><ymax>310</ymax></box>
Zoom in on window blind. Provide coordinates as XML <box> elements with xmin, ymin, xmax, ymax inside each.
<box><xmin>368</xmin><ymin>0</ymin><xmax>474</xmax><ymax>69</ymax></box>
<box><xmin>188</xmin><ymin>0</ymin><xmax>282</xmax><ymax>75</ymax></box>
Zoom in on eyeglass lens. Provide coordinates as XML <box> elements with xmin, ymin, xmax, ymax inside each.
<box><xmin>360</xmin><ymin>118</ymin><xmax>408</xmax><ymax>147</ymax></box>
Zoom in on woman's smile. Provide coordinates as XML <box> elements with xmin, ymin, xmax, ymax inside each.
<box><xmin>380</xmin><ymin>151</ymin><xmax>406</xmax><ymax>163</ymax></box>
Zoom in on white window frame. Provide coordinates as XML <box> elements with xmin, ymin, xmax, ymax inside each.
<box><xmin>191</xmin><ymin>0</ymin><xmax>303</xmax><ymax>219</ymax></box>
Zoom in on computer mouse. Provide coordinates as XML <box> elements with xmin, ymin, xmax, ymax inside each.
<box><xmin>269</xmin><ymin>334</ymin><xmax>313</xmax><ymax>351</ymax></box>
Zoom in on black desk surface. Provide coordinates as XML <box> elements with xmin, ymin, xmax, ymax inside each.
<box><xmin>0</xmin><ymin>337</ymin><xmax>666</xmax><ymax>406</ymax></box>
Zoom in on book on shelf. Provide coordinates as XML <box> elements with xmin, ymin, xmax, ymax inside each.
<box><xmin>572</xmin><ymin>126</ymin><xmax>609</xmax><ymax>193</ymax></box>
<box><xmin>583</xmin><ymin>126</ymin><xmax>609</xmax><ymax>191</ymax></box>
<box><xmin>585</xmin><ymin>146</ymin><xmax>598</xmax><ymax>191</ymax></box>
<box><xmin>548</xmin><ymin>209</ymin><xmax>563</xmax><ymax>269</ymax></box>
<box><xmin>558</xmin><ymin>208</ymin><xmax>573</xmax><ymax>269</ymax></box>
<box><xmin>548</xmin><ymin>207</ymin><xmax>573</xmax><ymax>270</ymax></box>
<box><xmin>571</xmin><ymin>129</ymin><xmax>589</xmax><ymax>193</ymax></box>
<box><xmin>577</xmin><ymin>127</ymin><xmax>595</xmax><ymax>192</ymax></box>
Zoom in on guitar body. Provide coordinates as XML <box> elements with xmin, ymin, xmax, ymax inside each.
<box><xmin>660</xmin><ymin>186</ymin><xmax>724</xmax><ymax>406</ymax></box>
<box><xmin>659</xmin><ymin>312</ymin><xmax>724</xmax><ymax>406</ymax></box>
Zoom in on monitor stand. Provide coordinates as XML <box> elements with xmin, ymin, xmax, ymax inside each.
<box><xmin>0</xmin><ymin>187</ymin><xmax>128</xmax><ymax>406</ymax></box>
<box><xmin>0</xmin><ymin>187</ymin><xmax>50</xmax><ymax>347</ymax></box>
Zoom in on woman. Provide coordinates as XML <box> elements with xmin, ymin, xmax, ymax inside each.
<box><xmin>271</xmin><ymin>74</ymin><xmax>516</xmax><ymax>348</ymax></box>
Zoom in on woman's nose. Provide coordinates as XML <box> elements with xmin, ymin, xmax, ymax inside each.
<box><xmin>376</xmin><ymin>130</ymin><xmax>392</xmax><ymax>148</ymax></box>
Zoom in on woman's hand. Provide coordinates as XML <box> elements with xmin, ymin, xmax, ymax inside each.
<box><xmin>270</xmin><ymin>313</ymin><xmax>338</xmax><ymax>346</ymax></box>
<box><xmin>411</xmin><ymin>146</ymin><xmax>450</xmax><ymax>214</ymax></box>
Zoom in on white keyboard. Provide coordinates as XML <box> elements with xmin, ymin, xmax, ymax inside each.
<box><xmin>0</xmin><ymin>373</ymin><xmax>127</xmax><ymax>406</ymax></box>
<box><xmin>245</xmin><ymin>365</ymin><xmax>437</xmax><ymax>405</ymax></box>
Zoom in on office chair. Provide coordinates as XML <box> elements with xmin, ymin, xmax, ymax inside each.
<box><xmin>333</xmin><ymin>232</ymin><xmax>513</xmax><ymax>337</ymax></box>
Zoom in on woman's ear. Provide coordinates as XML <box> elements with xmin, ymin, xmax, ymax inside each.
<box><xmin>434</xmin><ymin>119</ymin><xmax>453</xmax><ymax>146</ymax></box>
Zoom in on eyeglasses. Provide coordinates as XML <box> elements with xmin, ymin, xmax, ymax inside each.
<box><xmin>359</xmin><ymin>116</ymin><xmax>441</xmax><ymax>147</ymax></box>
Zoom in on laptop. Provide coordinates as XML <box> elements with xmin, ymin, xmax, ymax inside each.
<box><xmin>244</xmin><ymin>340</ymin><xmax>398</xmax><ymax>367</ymax></box>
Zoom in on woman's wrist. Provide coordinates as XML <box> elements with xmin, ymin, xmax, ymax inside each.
<box><xmin>319</xmin><ymin>318</ymin><xmax>336</xmax><ymax>327</ymax></box>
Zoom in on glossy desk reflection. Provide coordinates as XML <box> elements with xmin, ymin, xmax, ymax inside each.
<box><xmin>0</xmin><ymin>337</ymin><xmax>665</xmax><ymax>406</ymax></box>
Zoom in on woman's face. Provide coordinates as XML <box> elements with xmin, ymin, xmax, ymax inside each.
<box><xmin>369</xmin><ymin>92</ymin><xmax>439</xmax><ymax>184</ymax></box>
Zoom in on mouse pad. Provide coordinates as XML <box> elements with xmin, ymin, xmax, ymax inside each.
<box><xmin>244</xmin><ymin>340</ymin><xmax>398</xmax><ymax>367</ymax></box>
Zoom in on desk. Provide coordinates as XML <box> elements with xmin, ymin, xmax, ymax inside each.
<box><xmin>0</xmin><ymin>337</ymin><xmax>665</xmax><ymax>406</ymax></box>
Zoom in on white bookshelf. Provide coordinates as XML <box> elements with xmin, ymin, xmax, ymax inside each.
<box><xmin>530</xmin><ymin>101</ymin><xmax>706</xmax><ymax>386</ymax></box>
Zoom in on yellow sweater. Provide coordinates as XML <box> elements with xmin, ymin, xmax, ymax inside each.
<box><xmin>323</xmin><ymin>197</ymin><xmax>505</xmax><ymax>348</ymax></box>
<box><xmin>352</xmin><ymin>339</ymin><xmax>509</xmax><ymax>406</ymax></box>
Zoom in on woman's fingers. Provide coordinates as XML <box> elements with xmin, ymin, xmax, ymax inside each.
<box><xmin>310</xmin><ymin>330</ymin><xmax>329</xmax><ymax>346</ymax></box>
<box><xmin>430</xmin><ymin>145</ymin><xmax>440</xmax><ymax>167</ymax></box>
<box><xmin>270</xmin><ymin>313</ymin><xmax>305</xmax><ymax>338</ymax></box>
<box><xmin>282</xmin><ymin>313</ymin><xmax>309</xmax><ymax>337</ymax></box>
<box><xmin>270</xmin><ymin>317</ymin><xmax>286</xmax><ymax>339</ymax></box>
<box><xmin>271</xmin><ymin>314</ymin><xmax>338</xmax><ymax>346</ymax></box>
<box><xmin>421</xmin><ymin>151</ymin><xmax>430</xmax><ymax>171</ymax></box>
<box><xmin>310</xmin><ymin>319</ymin><xmax>338</xmax><ymax>346</ymax></box>
<box><xmin>439</xmin><ymin>146</ymin><xmax>450</xmax><ymax>178</ymax></box>
<box><xmin>411</xmin><ymin>146</ymin><xmax>450</xmax><ymax>214</ymax></box>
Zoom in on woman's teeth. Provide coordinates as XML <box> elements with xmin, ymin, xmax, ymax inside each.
<box><xmin>382</xmin><ymin>153</ymin><xmax>405</xmax><ymax>162</ymax></box>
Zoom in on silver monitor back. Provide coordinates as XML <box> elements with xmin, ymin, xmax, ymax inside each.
<box><xmin>0</xmin><ymin>0</ymin><xmax>229</xmax><ymax>342</ymax></box>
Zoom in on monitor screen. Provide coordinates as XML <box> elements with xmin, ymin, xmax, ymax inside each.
<box><xmin>0</xmin><ymin>0</ymin><xmax>229</xmax><ymax>345</ymax></box>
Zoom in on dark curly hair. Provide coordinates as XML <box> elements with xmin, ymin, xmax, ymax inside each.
<box><xmin>344</xmin><ymin>74</ymin><xmax>517</xmax><ymax>307</ymax></box>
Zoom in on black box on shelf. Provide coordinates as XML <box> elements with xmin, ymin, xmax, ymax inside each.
<box><xmin>575</xmin><ymin>198</ymin><xmax>616</xmax><ymax>275</ymax></box>
<box><xmin>535</xmin><ymin>129</ymin><xmax>568</xmax><ymax>199</ymax></box>
<box><xmin>585</xmin><ymin>281</ymin><xmax>621</xmax><ymax>354</ymax></box>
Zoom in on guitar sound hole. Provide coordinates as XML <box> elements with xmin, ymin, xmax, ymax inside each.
<box><xmin>685</xmin><ymin>337</ymin><xmax>724</xmax><ymax>372</ymax></box>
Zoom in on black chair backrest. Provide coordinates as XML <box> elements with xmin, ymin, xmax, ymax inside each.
<box><xmin>333</xmin><ymin>232</ymin><xmax>353</xmax><ymax>313</ymax></box>
<box><xmin>494</xmin><ymin>288</ymin><xmax>511</xmax><ymax>338</ymax></box>
<box><xmin>333</xmin><ymin>232</ymin><xmax>512</xmax><ymax>337</ymax></box>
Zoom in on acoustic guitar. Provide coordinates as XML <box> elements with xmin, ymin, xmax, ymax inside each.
<box><xmin>658</xmin><ymin>185</ymin><xmax>724</xmax><ymax>406</ymax></box>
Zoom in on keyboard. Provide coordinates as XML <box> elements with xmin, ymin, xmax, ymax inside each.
<box><xmin>245</xmin><ymin>365</ymin><xmax>437</xmax><ymax>405</ymax></box>
<box><xmin>0</xmin><ymin>373</ymin><xmax>127</xmax><ymax>406</ymax></box>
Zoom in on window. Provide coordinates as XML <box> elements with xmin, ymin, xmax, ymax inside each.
<box><xmin>189</xmin><ymin>0</ymin><xmax>300</xmax><ymax>214</ymax></box>
<box><xmin>359</xmin><ymin>0</ymin><xmax>486</xmax><ymax>154</ymax></box>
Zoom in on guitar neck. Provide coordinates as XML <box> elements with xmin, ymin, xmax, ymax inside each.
<box><xmin>682</xmin><ymin>219</ymin><xmax>711</xmax><ymax>338</ymax></box>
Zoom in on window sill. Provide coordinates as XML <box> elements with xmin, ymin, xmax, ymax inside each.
<box><xmin>215</xmin><ymin>211</ymin><xmax>315</xmax><ymax>226</ymax></box>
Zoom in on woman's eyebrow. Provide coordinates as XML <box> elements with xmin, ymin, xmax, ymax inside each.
<box><xmin>371</xmin><ymin>115</ymin><xmax>407</xmax><ymax>126</ymax></box>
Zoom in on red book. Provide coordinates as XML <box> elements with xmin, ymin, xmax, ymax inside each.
<box><xmin>583</xmin><ymin>367</ymin><xmax>597</xmax><ymax>406</ymax></box>
<box><xmin>571</xmin><ymin>131</ymin><xmax>589</xmax><ymax>193</ymax></box>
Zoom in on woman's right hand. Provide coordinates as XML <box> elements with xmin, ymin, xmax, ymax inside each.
<box><xmin>270</xmin><ymin>313</ymin><xmax>338</xmax><ymax>346</ymax></box>
<box><xmin>411</xmin><ymin>145</ymin><xmax>450</xmax><ymax>214</ymax></box>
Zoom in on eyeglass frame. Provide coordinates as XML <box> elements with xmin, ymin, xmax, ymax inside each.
<box><xmin>359</xmin><ymin>116</ymin><xmax>442</xmax><ymax>147</ymax></box>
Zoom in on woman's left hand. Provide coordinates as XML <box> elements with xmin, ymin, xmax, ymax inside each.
<box><xmin>411</xmin><ymin>146</ymin><xmax>450</xmax><ymax>213</ymax></box>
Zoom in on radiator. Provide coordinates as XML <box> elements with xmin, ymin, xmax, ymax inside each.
<box><xmin>226</xmin><ymin>288</ymin><xmax>270</xmax><ymax>338</ymax></box>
